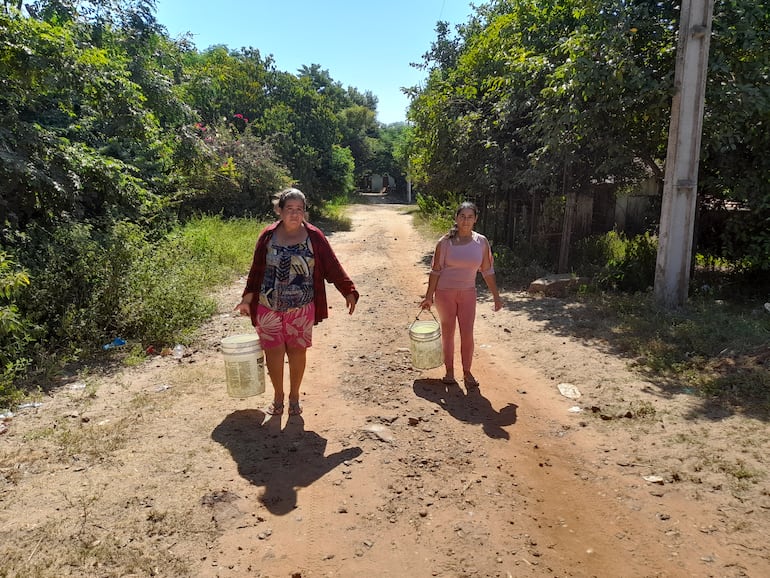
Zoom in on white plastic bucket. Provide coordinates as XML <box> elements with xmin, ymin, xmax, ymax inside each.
<box><xmin>409</xmin><ymin>311</ymin><xmax>443</xmax><ymax>370</ymax></box>
<box><xmin>221</xmin><ymin>334</ymin><xmax>265</xmax><ymax>398</ymax></box>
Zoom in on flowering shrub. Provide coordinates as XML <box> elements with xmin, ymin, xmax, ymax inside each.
<box><xmin>180</xmin><ymin>118</ymin><xmax>291</xmax><ymax>217</ymax></box>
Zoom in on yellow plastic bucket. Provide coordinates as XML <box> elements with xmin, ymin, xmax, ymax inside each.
<box><xmin>221</xmin><ymin>334</ymin><xmax>265</xmax><ymax>398</ymax></box>
<box><xmin>409</xmin><ymin>311</ymin><xmax>443</xmax><ymax>370</ymax></box>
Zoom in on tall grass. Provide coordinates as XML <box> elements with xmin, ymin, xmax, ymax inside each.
<box><xmin>415</xmin><ymin>192</ymin><xmax>459</xmax><ymax>236</ymax></box>
<box><xmin>116</xmin><ymin>215</ymin><xmax>262</xmax><ymax>347</ymax></box>
<box><xmin>177</xmin><ymin>215</ymin><xmax>261</xmax><ymax>285</ymax></box>
<box><xmin>2</xmin><ymin>216</ymin><xmax>264</xmax><ymax>407</ymax></box>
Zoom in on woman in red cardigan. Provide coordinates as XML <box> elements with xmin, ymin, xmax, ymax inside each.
<box><xmin>234</xmin><ymin>188</ymin><xmax>359</xmax><ymax>416</ymax></box>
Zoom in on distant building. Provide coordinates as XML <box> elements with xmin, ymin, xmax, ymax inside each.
<box><xmin>360</xmin><ymin>173</ymin><xmax>395</xmax><ymax>193</ymax></box>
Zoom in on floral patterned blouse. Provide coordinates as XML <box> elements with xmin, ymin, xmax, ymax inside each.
<box><xmin>259</xmin><ymin>236</ymin><xmax>315</xmax><ymax>311</ymax></box>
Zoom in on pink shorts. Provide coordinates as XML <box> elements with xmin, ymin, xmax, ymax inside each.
<box><xmin>255</xmin><ymin>302</ymin><xmax>314</xmax><ymax>349</ymax></box>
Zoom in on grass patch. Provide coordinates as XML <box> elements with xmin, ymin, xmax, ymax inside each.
<box><xmin>54</xmin><ymin>416</ymin><xmax>131</xmax><ymax>462</ymax></box>
<box><xmin>631</xmin><ymin>400</ymin><xmax>658</xmax><ymax>419</ymax></box>
<box><xmin>705</xmin><ymin>455</ymin><xmax>761</xmax><ymax>489</ymax></box>
<box><xmin>312</xmin><ymin>191</ymin><xmax>357</xmax><ymax>232</ymax></box>
<box><xmin>567</xmin><ymin>292</ymin><xmax>770</xmax><ymax>416</ymax></box>
<box><xmin>700</xmin><ymin>358</ymin><xmax>770</xmax><ymax>411</ymax></box>
<box><xmin>0</xmin><ymin>512</ymin><xmax>198</xmax><ymax>578</ymax></box>
<box><xmin>118</xmin><ymin>215</ymin><xmax>264</xmax><ymax>348</ymax></box>
<box><xmin>176</xmin><ymin>215</ymin><xmax>262</xmax><ymax>283</ymax></box>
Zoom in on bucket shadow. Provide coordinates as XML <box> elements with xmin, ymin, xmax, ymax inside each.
<box><xmin>211</xmin><ymin>410</ymin><xmax>363</xmax><ymax>516</ymax></box>
<box><xmin>413</xmin><ymin>379</ymin><xmax>518</xmax><ymax>439</ymax></box>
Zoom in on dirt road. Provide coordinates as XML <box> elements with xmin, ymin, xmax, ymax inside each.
<box><xmin>1</xmin><ymin>199</ymin><xmax>767</xmax><ymax>577</ymax></box>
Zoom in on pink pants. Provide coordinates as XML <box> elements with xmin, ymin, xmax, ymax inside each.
<box><xmin>434</xmin><ymin>288</ymin><xmax>476</xmax><ymax>373</ymax></box>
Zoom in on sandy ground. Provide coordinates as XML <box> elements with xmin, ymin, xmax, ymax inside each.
<box><xmin>1</xmin><ymin>198</ymin><xmax>768</xmax><ymax>578</ymax></box>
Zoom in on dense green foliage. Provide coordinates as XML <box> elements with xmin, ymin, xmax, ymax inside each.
<box><xmin>574</xmin><ymin>231</ymin><xmax>659</xmax><ymax>291</ymax></box>
<box><xmin>407</xmin><ymin>0</ymin><xmax>770</xmax><ymax>277</ymax></box>
<box><xmin>0</xmin><ymin>1</ymin><xmax>409</xmax><ymax>403</ymax></box>
<box><xmin>0</xmin><ymin>252</ymin><xmax>33</xmax><ymax>403</ymax></box>
<box><xmin>3</xmin><ymin>0</ymin><xmax>769</xmax><ymax>408</ymax></box>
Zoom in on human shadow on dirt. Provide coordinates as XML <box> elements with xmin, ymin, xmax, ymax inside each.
<box><xmin>413</xmin><ymin>379</ymin><xmax>518</xmax><ymax>439</ymax></box>
<box><xmin>211</xmin><ymin>410</ymin><xmax>363</xmax><ymax>516</ymax></box>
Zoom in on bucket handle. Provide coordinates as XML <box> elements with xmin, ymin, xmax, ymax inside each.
<box><xmin>410</xmin><ymin>308</ymin><xmax>439</xmax><ymax>328</ymax></box>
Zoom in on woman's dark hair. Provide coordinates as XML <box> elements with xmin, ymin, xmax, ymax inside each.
<box><xmin>447</xmin><ymin>201</ymin><xmax>478</xmax><ymax>239</ymax></box>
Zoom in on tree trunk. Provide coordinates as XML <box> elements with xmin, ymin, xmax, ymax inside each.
<box><xmin>558</xmin><ymin>164</ymin><xmax>576</xmax><ymax>274</ymax></box>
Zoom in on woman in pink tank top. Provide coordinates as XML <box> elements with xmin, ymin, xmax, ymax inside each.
<box><xmin>420</xmin><ymin>202</ymin><xmax>502</xmax><ymax>388</ymax></box>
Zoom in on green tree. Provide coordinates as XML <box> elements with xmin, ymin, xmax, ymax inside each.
<box><xmin>259</xmin><ymin>71</ymin><xmax>340</xmax><ymax>196</ymax></box>
<box><xmin>698</xmin><ymin>1</ymin><xmax>770</xmax><ymax>269</ymax></box>
<box><xmin>0</xmin><ymin>9</ymin><xmax>164</xmax><ymax>231</ymax></box>
<box><xmin>368</xmin><ymin>123</ymin><xmax>409</xmax><ymax>190</ymax></box>
<box><xmin>326</xmin><ymin>144</ymin><xmax>356</xmax><ymax>195</ymax></box>
<box><xmin>179</xmin><ymin>45</ymin><xmax>274</xmax><ymax>128</ymax></box>
<box><xmin>408</xmin><ymin>0</ymin><xmax>770</xmax><ymax>273</ymax></box>
<box><xmin>0</xmin><ymin>252</ymin><xmax>33</xmax><ymax>399</ymax></box>
<box><xmin>337</xmin><ymin>104</ymin><xmax>378</xmax><ymax>180</ymax></box>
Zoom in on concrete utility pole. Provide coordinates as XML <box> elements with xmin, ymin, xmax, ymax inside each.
<box><xmin>654</xmin><ymin>0</ymin><xmax>715</xmax><ymax>308</ymax></box>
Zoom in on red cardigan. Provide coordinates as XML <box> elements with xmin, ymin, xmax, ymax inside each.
<box><xmin>243</xmin><ymin>220</ymin><xmax>359</xmax><ymax>325</ymax></box>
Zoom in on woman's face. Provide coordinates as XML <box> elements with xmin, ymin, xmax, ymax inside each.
<box><xmin>279</xmin><ymin>199</ymin><xmax>306</xmax><ymax>227</ymax></box>
<box><xmin>455</xmin><ymin>208</ymin><xmax>477</xmax><ymax>232</ymax></box>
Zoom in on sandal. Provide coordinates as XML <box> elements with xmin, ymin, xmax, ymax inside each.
<box><xmin>288</xmin><ymin>401</ymin><xmax>303</xmax><ymax>416</ymax></box>
<box><xmin>265</xmin><ymin>401</ymin><xmax>284</xmax><ymax>415</ymax></box>
<box><xmin>442</xmin><ymin>375</ymin><xmax>458</xmax><ymax>385</ymax></box>
<box><xmin>464</xmin><ymin>375</ymin><xmax>480</xmax><ymax>388</ymax></box>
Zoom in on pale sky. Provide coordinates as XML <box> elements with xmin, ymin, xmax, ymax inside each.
<box><xmin>154</xmin><ymin>0</ymin><xmax>475</xmax><ymax>124</ymax></box>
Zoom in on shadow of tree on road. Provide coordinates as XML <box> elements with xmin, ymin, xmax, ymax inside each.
<box><xmin>489</xmin><ymin>293</ymin><xmax>770</xmax><ymax>422</ymax></box>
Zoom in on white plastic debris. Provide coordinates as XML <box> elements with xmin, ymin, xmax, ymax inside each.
<box><xmin>363</xmin><ymin>424</ymin><xmax>394</xmax><ymax>443</ymax></box>
<box><xmin>557</xmin><ymin>383</ymin><xmax>582</xmax><ymax>400</ymax></box>
<box><xmin>568</xmin><ymin>406</ymin><xmax>583</xmax><ymax>413</ymax></box>
<box><xmin>643</xmin><ymin>475</ymin><xmax>665</xmax><ymax>484</ymax></box>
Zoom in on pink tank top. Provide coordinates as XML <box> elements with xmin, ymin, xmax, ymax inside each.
<box><xmin>435</xmin><ymin>233</ymin><xmax>488</xmax><ymax>290</ymax></box>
